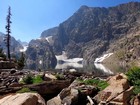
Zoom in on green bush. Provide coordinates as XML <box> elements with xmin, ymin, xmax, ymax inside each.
<box><xmin>126</xmin><ymin>66</ymin><xmax>140</xmax><ymax>94</ymax></box>
<box><xmin>17</xmin><ymin>87</ymin><xmax>36</xmax><ymax>93</ymax></box>
<box><xmin>23</xmin><ymin>74</ymin><xmax>33</xmax><ymax>84</ymax></box>
<box><xmin>33</xmin><ymin>75</ymin><xmax>43</xmax><ymax>84</ymax></box>
<box><xmin>22</xmin><ymin>74</ymin><xmax>43</xmax><ymax>84</ymax></box>
<box><xmin>78</xmin><ymin>79</ymin><xmax>109</xmax><ymax>90</ymax></box>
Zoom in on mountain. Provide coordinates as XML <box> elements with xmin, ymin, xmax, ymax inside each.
<box><xmin>50</xmin><ymin>2</ymin><xmax>140</xmax><ymax>63</ymax></box>
<box><xmin>0</xmin><ymin>32</ymin><xmax>23</xmax><ymax>56</ymax></box>
<box><xmin>26</xmin><ymin>2</ymin><xmax>140</xmax><ymax>70</ymax></box>
<box><xmin>18</xmin><ymin>39</ymin><xmax>28</xmax><ymax>46</ymax></box>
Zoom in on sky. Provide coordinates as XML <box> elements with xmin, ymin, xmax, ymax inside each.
<box><xmin>0</xmin><ymin>0</ymin><xmax>140</xmax><ymax>42</ymax></box>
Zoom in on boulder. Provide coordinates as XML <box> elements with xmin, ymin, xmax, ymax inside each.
<box><xmin>47</xmin><ymin>96</ymin><xmax>61</xmax><ymax>105</ymax></box>
<box><xmin>93</xmin><ymin>73</ymin><xmax>133</xmax><ymax>105</ymax></box>
<box><xmin>131</xmin><ymin>94</ymin><xmax>140</xmax><ymax>105</ymax></box>
<box><xmin>0</xmin><ymin>93</ymin><xmax>46</xmax><ymax>105</ymax></box>
<box><xmin>47</xmin><ymin>88</ymin><xmax>79</xmax><ymax>105</ymax></box>
<box><xmin>44</xmin><ymin>73</ymin><xmax>57</xmax><ymax>81</ymax></box>
<box><xmin>28</xmin><ymin>80</ymin><xmax>71</xmax><ymax>95</ymax></box>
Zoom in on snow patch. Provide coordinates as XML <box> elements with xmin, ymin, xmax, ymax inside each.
<box><xmin>46</xmin><ymin>36</ymin><xmax>52</xmax><ymax>43</ymax></box>
<box><xmin>94</xmin><ymin>53</ymin><xmax>113</xmax><ymax>63</ymax></box>
<box><xmin>55</xmin><ymin>51</ymin><xmax>83</xmax><ymax>69</ymax></box>
<box><xmin>19</xmin><ymin>45</ymin><xmax>28</xmax><ymax>52</ymax></box>
<box><xmin>55</xmin><ymin>51</ymin><xmax>68</xmax><ymax>61</ymax></box>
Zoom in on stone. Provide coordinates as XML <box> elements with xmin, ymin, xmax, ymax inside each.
<box><xmin>44</xmin><ymin>73</ymin><xmax>57</xmax><ymax>81</ymax></box>
<box><xmin>29</xmin><ymin>80</ymin><xmax>70</xmax><ymax>95</ymax></box>
<box><xmin>93</xmin><ymin>73</ymin><xmax>132</xmax><ymax>104</ymax></box>
<box><xmin>47</xmin><ymin>88</ymin><xmax>79</xmax><ymax>105</ymax></box>
<box><xmin>131</xmin><ymin>94</ymin><xmax>140</xmax><ymax>105</ymax></box>
<box><xmin>47</xmin><ymin>96</ymin><xmax>62</xmax><ymax>105</ymax></box>
<box><xmin>110</xmin><ymin>86</ymin><xmax>134</xmax><ymax>105</ymax></box>
<box><xmin>0</xmin><ymin>93</ymin><xmax>46</xmax><ymax>105</ymax></box>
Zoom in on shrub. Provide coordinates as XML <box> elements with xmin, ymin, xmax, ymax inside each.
<box><xmin>33</xmin><ymin>75</ymin><xmax>43</xmax><ymax>84</ymax></box>
<box><xmin>22</xmin><ymin>74</ymin><xmax>43</xmax><ymax>84</ymax></box>
<box><xmin>23</xmin><ymin>74</ymin><xmax>33</xmax><ymax>84</ymax></box>
<box><xmin>126</xmin><ymin>66</ymin><xmax>140</xmax><ymax>94</ymax></box>
<box><xmin>78</xmin><ymin>78</ymin><xmax>108</xmax><ymax>90</ymax></box>
<box><xmin>17</xmin><ymin>87</ymin><xmax>36</xmax><ymax>93</ymax></box>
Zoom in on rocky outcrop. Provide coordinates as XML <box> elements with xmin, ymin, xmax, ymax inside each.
<box><xmin>0</xmin><ymin>93</ymin><xmax>46</xmax><ymax>105</ymax></box>
<box><xmin>47</xmin><ymin>79</ymin><xmax>98</xmax><ymax>105</ymax></box>
<box><xmin>93</xmin><ymin>73</ymin><xmax>134</xmax><ymax>105</ymax></box>
<box><xmin>25</xmin><ymin>38</ymin><xmax>57</xmax><ymax>70</ymax></box>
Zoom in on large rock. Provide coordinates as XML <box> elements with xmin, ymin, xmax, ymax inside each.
<box><xmin>47</xmin><ymin>88</ymin><xmax>79</xmax><ymax>105</ymax></box>
<box><xmin>0</xmin><ymin>93</ymin><xmax>46</xmax><ymax>105</ymax></box>
<box><xmin>28</xmin><ymin>80</ymin><xmax>71</xmax><ymax>95</ymax></box>
<box><xmin>47</xmin><ymin>79</ymin><xmax>99</xmax><ymax>105</ymax></box>
<box><xmin>130</xmin><ymin>94</ymin><xmax>140</xmax><ymax>105</ymax></box>
<box><xmin>93</xmin><ymin>73</ymin><xmax>133</xmax><ymax>105</ymax></box>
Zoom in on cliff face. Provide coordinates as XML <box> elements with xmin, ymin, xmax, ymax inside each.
<box><xmin>25</xmin><ymin>39</ymin><xmax>57</xmax><ymax>70</ymax></box>
<box><xmin>49</xmin><ymin>2</ymin><xmax>140</xmax><ymax>63</ymax></box>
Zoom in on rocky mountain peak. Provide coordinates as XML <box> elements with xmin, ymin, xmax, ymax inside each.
<box><xmin>40</xmin><ymin>27</ymin><xmax>58</xmax><ymax>38</ymax></box>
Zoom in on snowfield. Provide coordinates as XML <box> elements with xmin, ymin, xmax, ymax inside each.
<box><xmin>19</xmin><ymin>45</ymin><xmax>28</xmax><ymax>52</ymax></box>
<box><xmin>94</xmin><ymin>53</ymin><xmax>113</xmax><ymax>63</ymax></box>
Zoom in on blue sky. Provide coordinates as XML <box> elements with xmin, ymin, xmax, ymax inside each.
<box><xmin>0</xmin><ymin>0</ymin><xmax>140</xmax><ymax>42</ymax></box>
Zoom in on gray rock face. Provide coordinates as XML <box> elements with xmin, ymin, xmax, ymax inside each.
<box><xmin>49</xmin><ymin>2</ymin><xmax>140</xmax><ymax>63</ymax></box>
<box><xmin>25</xmin><ymin>39</ymin><xmax>57</xmax><ymax>70</ymax></box>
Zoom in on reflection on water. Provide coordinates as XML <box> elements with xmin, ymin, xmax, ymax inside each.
<box><xmin>55</xmin><ymin>62</ymin><xmax>83</xmax><ymax>69</ymax></box>
<box><xmin>94</xmin><ymin>63</ymin><xmax>113</xmax><ymax>74</ymax></box>
<box><xmin>55</xmin><ymin>62</ymin><xmax>114</xmax><ymax>76</ymax></box>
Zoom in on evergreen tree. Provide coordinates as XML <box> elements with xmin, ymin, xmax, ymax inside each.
<box><xmin>5</xmin><ymin>6</ymin><xmax>12</xmax><ymax>60</ymax></box>
<box><xmin>17</xmin><ymin>52</ymin><xmax>25</xmax><ymax>70</ymax></box>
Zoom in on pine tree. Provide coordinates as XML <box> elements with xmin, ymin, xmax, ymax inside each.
<box><xmin>5</xmin><ymin>6</ymin><xmax>12</xmax><ymax>60</ymax></box>
<box><xmin>17</xmin><ymin>52</ymin><xmax>25</xmax><ymax>70</ymax></box>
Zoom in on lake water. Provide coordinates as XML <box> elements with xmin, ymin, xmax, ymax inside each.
<box><xmin>55</xmin><ymin>61</ymin><xmax>127</xmax><ymax>77</ymax></box>
<box><xmin>55</xmin><ymin>52</ymin><xmax>126</xmax><ymax>76</ymax></box>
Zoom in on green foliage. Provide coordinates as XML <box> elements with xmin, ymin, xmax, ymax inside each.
<box><xmin>17</xmin><ymin>87</ymin><xmax>36</xmax><ymax>93</ymax></box>
<box><xmin>23</xmin><ymin>74</ymin><xmax>33</xmax><ymax>84</ymax></box>
<box><xmin>126</xmin><ymin>66</ymin><xmax>140</xmax><ymax>94</ymax></box>
<box><xmin>78</xmin><ymin>78</ymin><xmax>109</xmax><ymax>90</ymax></box>
<box><xmin>33</xmin><ymin>75</ymin><xmax>43</xmax><ymax>84</ymax></box>
<box><xmin>5</xmin><ymin>6</ymin><xmax>12</xmax><ymax>60</ymax></box>
<box><xmin>22</xmin><ymin>74</ymin><xmax>43</xmax><ymax>84</ymax></box>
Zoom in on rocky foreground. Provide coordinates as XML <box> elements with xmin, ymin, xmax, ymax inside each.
<box><xmin>0</xmin><ymin>69</ymin><xmax>139</xmax><ymax>105</ymax></box>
